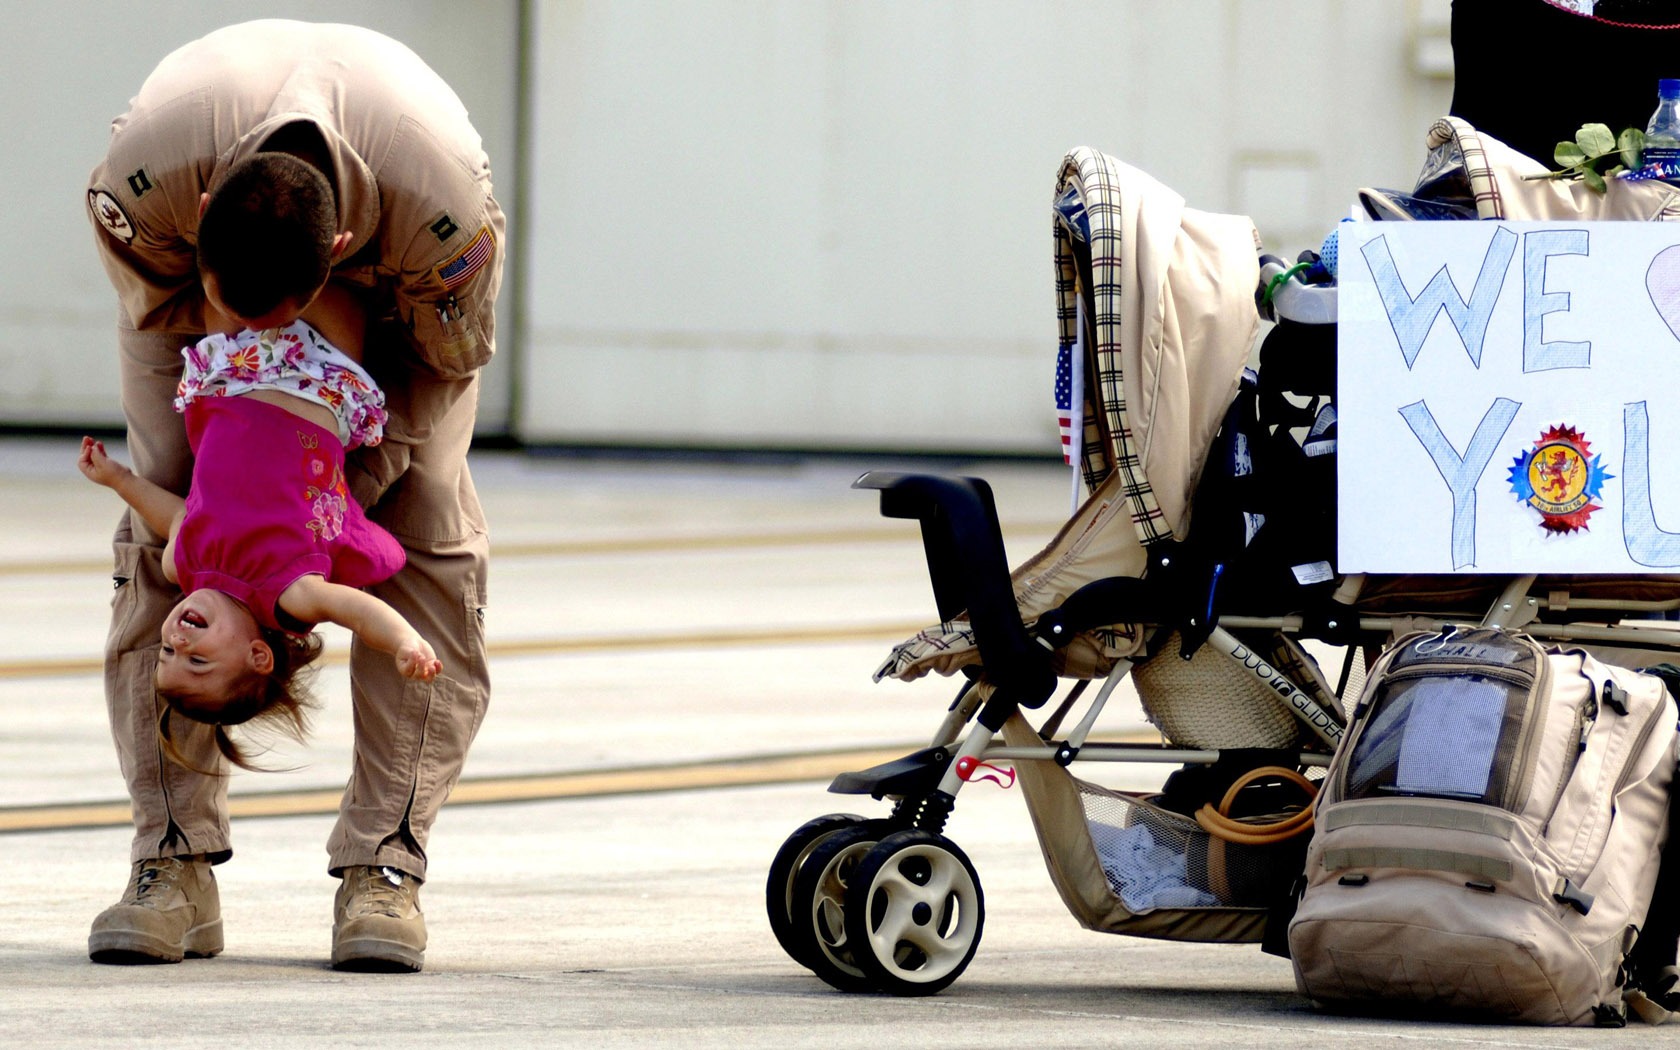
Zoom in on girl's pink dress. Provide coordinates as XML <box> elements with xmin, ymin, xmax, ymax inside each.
<box><xmin>172</xmin><ymin>326</ymin><xmax>406</xmax><ymax>633</ymax></box>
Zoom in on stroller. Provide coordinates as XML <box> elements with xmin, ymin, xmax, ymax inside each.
<box><xmin>765</xmin><ymin>124</ymin><xmax>1680</xmax><ymax>997</ymax></box>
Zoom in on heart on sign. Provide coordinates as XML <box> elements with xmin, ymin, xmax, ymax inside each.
<box><xmin>1648</xmin><ymin>244</ymin><xmax>1680</xmax><ymax>341</ymax></box>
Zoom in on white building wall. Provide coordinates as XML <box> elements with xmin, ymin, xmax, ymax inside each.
<box><xmin>1</xmin><ymin>0</ymin><xmax>1453</xmax><ymax>454</ymax></box>
<box><xmin>524</xmin><ymin>0</ymin><xmax>1455</xmax><ymax>453</ymax></box>
<box><xmin>0</xmin><ymin>0</ymin><xmax>520</xmax><ymax>431</ymax></box>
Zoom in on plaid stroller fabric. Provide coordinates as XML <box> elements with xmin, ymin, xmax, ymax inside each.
<box><xmin>1055</xmin><ymin>146</ymin><xmax>1261</xmax><ymax>542</ymax></box>
<box><xmin>1366</xmin><ymin>115</ymin><xmax>1680</xmax><ymax>223</ymax></box>
<box><xmin>877</xmin><ymin>148</ymin><xmax>1260</xmax><ymax>684</ymax></box>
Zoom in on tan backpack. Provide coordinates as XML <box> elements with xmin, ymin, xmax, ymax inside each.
<box><xmin>1288</xmin><ymin>627</ymin><xmax>1678</xmax><ymax>1025</ymax></box>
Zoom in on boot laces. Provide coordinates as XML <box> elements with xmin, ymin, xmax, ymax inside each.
<box><xmin>126</xmin><ymin>858</ymin><xmax>186</xmax><ymax>906</ymax></box>
<box><xmin>354</xmin><ymin>866</ymin><xmax>415</xmax><ymax>917</ymax></box>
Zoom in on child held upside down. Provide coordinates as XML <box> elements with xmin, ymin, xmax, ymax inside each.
<box><xmin>78</xmin><ymin>284</ymin><xmax>440</xmax><ymax>768</ymax></box>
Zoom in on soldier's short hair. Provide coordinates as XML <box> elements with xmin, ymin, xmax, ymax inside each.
<box><xmin>197</xmin><ymin>153</ymin><xmax>336</xmax><ymax>318</ymax></box>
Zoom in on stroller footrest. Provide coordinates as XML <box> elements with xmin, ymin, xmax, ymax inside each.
<box><xmin>828</xmin><ymin>746</ymin><xmax>952</xmax><ymax>798</ymax></box>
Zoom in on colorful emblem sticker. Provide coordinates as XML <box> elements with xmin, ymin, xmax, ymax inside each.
<box><xmin>1507</xmin><ymin>425</ymin><xmax>1613</xmax><ymax>534</ymax></box>
<box><xmin>88</xmin><ymin>188</ymin><xmax>134</xmax><ymax>244</ymax></box>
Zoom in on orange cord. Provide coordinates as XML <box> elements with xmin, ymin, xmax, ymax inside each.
<box><xmin>1193</xmin><ymin>765</ymin><xmax>1318</xmax><ymax>844</ymax></box>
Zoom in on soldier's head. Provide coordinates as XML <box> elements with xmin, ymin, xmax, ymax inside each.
<box><xmin>197</xmin><ymin>152</ymin><xmax>348</xmax><ymax>329</ymax></box>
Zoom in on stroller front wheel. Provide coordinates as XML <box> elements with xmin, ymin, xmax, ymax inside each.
<box><xmin>767</xmin><ymin>813</ymin><xmax>886</xmax><ymax>970</ymax></box>
<box><xmin>844</xmin><ymin>829</ymin><xmax>984</xmax><ymax>996</ymax></box>
<box><xmin>788</xmin><ymin>824</ymin><xmax>886</xmax><ymax>992</ymax></box>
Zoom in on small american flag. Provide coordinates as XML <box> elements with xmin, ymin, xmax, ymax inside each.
<box><xmin>1055</xmin><ymin>341</ymin><xmax>1077</xmax><ymax>465</ymax></box>
<box><xmin>436</xmin><ymin>226</ymin><xmax>495</xmax><ymax>291</ymax></box>
<box><xmin>1056</xmin><ymin>297</ymin><xmax>1087</xmax><ymax>511</ymax></box>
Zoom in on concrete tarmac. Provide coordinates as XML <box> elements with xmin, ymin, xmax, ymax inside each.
<box><xmin>1</xmin><ymin>436</ymin><xmax>1674</xmax><ymax>1048</ymax></box>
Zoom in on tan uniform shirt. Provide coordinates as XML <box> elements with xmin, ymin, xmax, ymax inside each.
<box><xmin>86</xmin><ymin>19</ymin><xmax>501</xmax><ymax>379</ymax></box>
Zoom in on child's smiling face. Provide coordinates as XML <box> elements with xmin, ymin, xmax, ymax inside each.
<box><xmin>154</xmin><ymin>589</ymin><xmax>273</xmax><ymax>715</ymax></box>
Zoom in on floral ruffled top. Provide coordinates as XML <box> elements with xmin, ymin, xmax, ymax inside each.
<box><xmin>173</xmin><ymin>320</ymin><xmax>388</xmax><ymax>448</ymax></box>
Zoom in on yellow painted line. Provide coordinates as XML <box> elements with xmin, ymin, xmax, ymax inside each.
<box><xmin>480</xmin><ymin>622</ymin><xmax>929</xmax><ymax>657</ymax></box>
<box><xmin>0</xmin><ymin>522</ymin><xmax>1064</xmax><ymax>577</ymax></box>
<box><xmin>0</xmin><ymin>657</ymin><xmax>100</xmax><ymax>679</ymax></box>
<box><xmin>492</xmin><ymin>529</ymin><xmax>919</xmax><ymax>558</ymax></box>
<box><xmin>0</xmin><ymin>621</ymin><xmax>932</xmax><ymax>680</ymax></box>
<box><xmin>0</xmin><ymin>733</ymin><xmax>1162</xmax><ymax>835</ymax></box>
<box><xmin>0</xmin><ymin>558</ymin><xmax>108</xmax><ymax>576</ymax></box>
<box><xmin>0</xmin><ymin>746</ymin><xmax>916</xmax><ymax>834</ymax></box>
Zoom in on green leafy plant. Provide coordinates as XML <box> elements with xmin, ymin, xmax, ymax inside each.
<box><xmin>1528</xmin><ymin>123</ymin><xmax>1645</xmax><ymax>193</ymax></box>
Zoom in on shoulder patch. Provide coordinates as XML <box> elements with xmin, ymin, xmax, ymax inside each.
<box><xmin>434</xmin><ymin>225</ymin><xmax>494</xmax><ymax>291</ymax></box>
<box><xmin>89</xmin><ymin>188</ymin><xmax>135</xmax><ymax>244</ymax></box>
<box><xmin>126</xmin><ymin>168</ymin><xmax>154</xmax><ymax>198</ymax></box>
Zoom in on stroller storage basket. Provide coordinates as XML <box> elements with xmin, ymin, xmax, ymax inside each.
<box><xmin>1131</xmin><ymin>630</ymin><xmax>1307</xmax><ymax>748</ymax></box>
<box><xmin>1002</xmin><ymin>716</ymin><xmax>1306</xmax><ymax>943</ymax></box>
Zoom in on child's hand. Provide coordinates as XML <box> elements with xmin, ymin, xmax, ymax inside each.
<box><xmin>77</xmin><ymin>437</ymin><xmax>131</xmax><ymax>488</ymax></box>
<box><xmin>395</xmin><ymin>637</ymin><xmax>442</xmax><ymax>681</ymax></box>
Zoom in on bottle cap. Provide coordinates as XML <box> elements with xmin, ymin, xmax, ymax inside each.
<box><xmin>1662</xmin><ymin>78</ymin><xmax>1680</xmax><ymax>99</ymax></box>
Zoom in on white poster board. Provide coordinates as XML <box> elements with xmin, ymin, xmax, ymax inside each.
<box><xmin>1338</xmin><ymin>220</ymin><xmax>1680</xmax><ymax>574</ymax></box>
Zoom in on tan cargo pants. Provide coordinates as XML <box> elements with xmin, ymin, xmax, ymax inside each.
<box><xmin>106</xmin><ymin>312</ymin><xmax>490</xmax><ymax>882</ymax></box>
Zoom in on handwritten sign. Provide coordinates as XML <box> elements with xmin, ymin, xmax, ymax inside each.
<box><xmin>1338</xmin><ymin>220</ymin><xmax>1680</xmax><ymax>573</ymax></box>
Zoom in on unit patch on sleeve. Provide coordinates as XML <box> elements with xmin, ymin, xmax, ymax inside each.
<box><xmin>89</xmin><ymin>189</ymin><xmax>135</xmax><ymax>244</ymax></box>
<box><xmin>433</xmin><ymin>225</ymin><xmax>494</xmax><ymax>291</ymax></box>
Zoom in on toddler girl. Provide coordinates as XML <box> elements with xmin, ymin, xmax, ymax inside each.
<box><xmin>79</xmin><ymin>286</ymin><xmax>440</xmax><ymax>768</ymax></box>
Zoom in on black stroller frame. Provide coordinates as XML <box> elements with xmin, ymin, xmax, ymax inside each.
<box><xmin>764</xmin><ymin>156</ymin><xmax>1680</xmax><ymax>997</ymax></box>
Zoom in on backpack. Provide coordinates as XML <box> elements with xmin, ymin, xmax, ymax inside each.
<box><xmin>1287</xmin><ymin>627</ymin><xmax>1679</xmax><ymax>1026</ymax></box>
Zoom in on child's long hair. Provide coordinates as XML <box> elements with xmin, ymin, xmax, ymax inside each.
<box><xmin>157</xmin><ymin>627</ymin><xmax>325</xmax><ymax>773</ymax></box>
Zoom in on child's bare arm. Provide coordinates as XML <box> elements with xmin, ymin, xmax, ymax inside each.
<box><xmin>301</xmin><ymin>282</ymin><xmax>367</xmax><ymax>362</ymax></box>
<box><xmin>79</xmin><ymin>437</ymin><xmax>187</xmax><ymax>583</ymax></box>
<box><xmin>78</xmin><ymin>437</ymin><xmax>186</xmax><ymax>542</ymax></box>
<box><xmin>277</xmin><ymin>575</ymin><xmax>441</xmax><ymax>681</ymax></box>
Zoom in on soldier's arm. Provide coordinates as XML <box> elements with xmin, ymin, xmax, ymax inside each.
<box><xmin>343</xmin><ymin>204</ymin><xmax>502</xmax><ymax>509</ymax></box>
<box><xmin>87</xmin><ymin>169</ymin><xmax>204</xmax><ymax>334</ymax></box>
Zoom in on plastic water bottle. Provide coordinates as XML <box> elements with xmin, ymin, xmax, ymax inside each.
<box><xmin>1646</xmin><ymin>78</ymin><xmax>1680</xmax><ymax>178</ymax></box>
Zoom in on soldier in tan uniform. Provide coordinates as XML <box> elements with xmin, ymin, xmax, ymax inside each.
<box><xmin>84</xmin><ymin>20</ymin><xmax>503</xmax><ymax>972</ymax></box>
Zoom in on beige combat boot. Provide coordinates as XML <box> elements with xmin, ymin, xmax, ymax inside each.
<box><xmin>88</xmin><ymin>856</ymin><xmax>223</xmax><ymax>964</ymax></box>
<box><xmin>332</xmin><ymin>865</ymin><xmax>426</xmax><ymax>972</ymax></box>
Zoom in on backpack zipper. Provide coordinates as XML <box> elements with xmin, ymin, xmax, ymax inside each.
<box><xmin>1376</xmin><ymin>662</ymin><xmax>1535</xmax><ymax>690</ymax></box>
<box><xmin>1609</xmin><ymin>682</ymin><xmax>1669</xmax><ymax>800</ymax></box>
<box><xmin>1559</xmin><ymin>674</ymin><xmax>1670</xmax><ymax>882</ymax></box>
<box><xmin>1505</xmin><ymin>647</ymin><xmax>1550</xmax><ymax>812</ymax></box>
<box><xmin>1541</xmin><ymin>675</ymin><xmax>1597</xmax><ymax>834</ymax></box>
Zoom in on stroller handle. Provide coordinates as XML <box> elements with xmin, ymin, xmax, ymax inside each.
<box><xmin>854</xmin><ymin>471</ymin><xmax>1058</xmax><ymax>721</ymax></box>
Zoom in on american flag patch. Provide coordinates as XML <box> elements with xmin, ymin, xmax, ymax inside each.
<box><xmin>435</xmin><ymin>225</ymin><xmax>494</xmax><ymax>291</ymax></box>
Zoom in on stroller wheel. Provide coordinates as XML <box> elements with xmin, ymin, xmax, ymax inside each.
<box><xmin>788</xmin><ymin>824</ymin><xmax>886</xmax><ymax>992</ymax></box>
<box><xmin>766</xmin><ymin>813</ymin><xmax>877</xmax><ymax>969</ymax></box>
<box><xmin>844</xmin><ymin>830</ymin><xmax>984</xmax><ymax>996</ymax></box>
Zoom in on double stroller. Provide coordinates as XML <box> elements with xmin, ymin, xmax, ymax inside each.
<box><xmin>765</xmin><ymin>121</ymin><xmax>1680</xmax><ymax>996</ymax></box>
